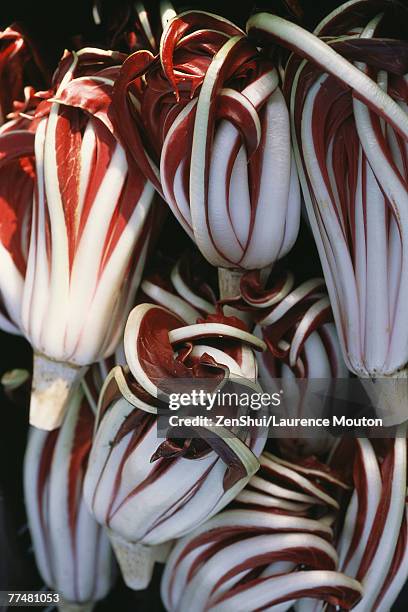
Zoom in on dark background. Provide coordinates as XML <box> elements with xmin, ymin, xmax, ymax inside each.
<box><xmin>0</xmin><ymin>1</ymin><xmax>407</xmax><ymax>610</ymax></box>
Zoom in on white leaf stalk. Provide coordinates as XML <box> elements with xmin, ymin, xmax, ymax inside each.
<box><xmin>115</xmin><ymin>11</ymin><xmax>300</xmax><ymax>272</ymax></box>
<box><xmin>140</xmin><ymin>250</ymin><xmax>250</xmax><ymax>324</ymax></box>
<box><xmin>19</xmin><ymin>49</ymin><xmax>155</xmax><ymax>430</ymax></box>
<box><xmin>24</xmin><ymin>379</ymin><xmax>117</xmax><ymax>611</ymax></box>
<box><xmin>162</xmin><ymin>450</ymin><xmax>361</xmax><ymax>612</ymax></box>
<box><xmin>139</xmin><ymin>252</ymin><xmax>216</xmax><ymax>324</ymax></box>
<box><xmin>84</xmin><ymin>302</ymin><xmax>267</xmax><ymax>589</ymax></box>
<box><xmin>247</xmin><ymin>4</ymin><xmax>408</xmax><ymax>423</ymax></box>
<box><xmin>243</xmin><ymin>269</ymin><xmax>348</xmax><ymax>456</ymax></box>
<box><xmin>330</xmin><ymin>429</ymin><xmax>408</xmax><ymax>611</ymax></box>
<box><xmin>0</xmin><ymin>118</ymin><xmax>35</xmax><ymax>336</ymax></box>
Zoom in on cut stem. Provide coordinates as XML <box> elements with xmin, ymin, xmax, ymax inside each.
<box><xmin>360</xmin><ymin>369</ymin><xmax>408</xmax><ymax>427</ymax></box>
<box><xmin>30</xmin><ymin>353</ymin><xmax>86</xmax><ymax>431</ymax></box>
<box><xmin>107</xmin><ymin>530</ymin><xmax>155</xmax><ymax>590</ymax></box>
<box><xmin>218</xmin><ymin>267</ymin><xmax>252</xmax><ymax>327</ymax></box>
<box><xmin>218</xmin><ymin>267</ymin><xmax>244</xmax><ymax>300</ymax></box>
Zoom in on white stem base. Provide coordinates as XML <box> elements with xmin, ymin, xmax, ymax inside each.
<box><xmin>108</xmin><ymin>530</ymin><xmax>155</xmax><ymax>590</ymax></box>
<box><xmin>218</xmin><ymin>267</ymin><xmax>252</xmax><ymax>327</ymax></box>
<box><xmin>218</xmin><ymin>267</ymin><xmax>243</xmax><ymax>300</ymax></box>
<box><xmin>30</xmin><ymin>353</ymin><xmax>86</xmax><ymax>431</ymax></box>
<box><xmin>361</xmin><ymin>368</ymin><xmax>408</xmax><ymax>427</ymax></box>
